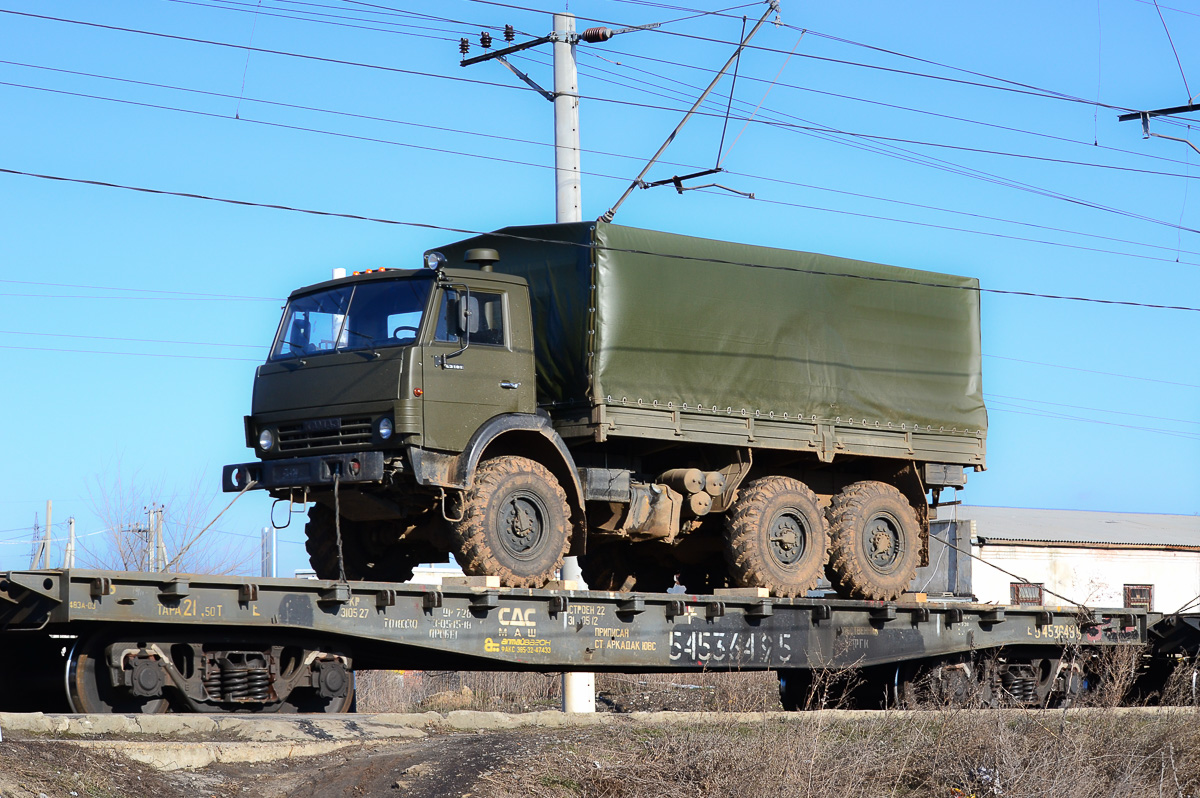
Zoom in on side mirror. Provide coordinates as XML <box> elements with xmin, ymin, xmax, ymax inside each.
<box><xmin>457</xmin><ymin>295</ymin><xmax>481</xmax><ymax>336</ymax></box>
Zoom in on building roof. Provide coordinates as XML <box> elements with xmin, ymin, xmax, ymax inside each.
<box><xmin>934</xmin><ymin>506</ymin><xmax>1200</xmax><ymax>549</ymax></box>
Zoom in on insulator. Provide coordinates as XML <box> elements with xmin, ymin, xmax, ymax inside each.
<box><xmin>480</xmin><ymin>31</ymin><xmax>492</xmax><ymax>49</ymax></box>
<box><xmin>580</xmin><ymin>26</ymin><xmax>613</xmax><ymax>43</ymax></box>
<box><xmin>504</xmin><ymin>24</ymin><xmax>515</xmax><ymax>42</ymax></box>
<box><xmin>459</xmin><ymin>37</ymin><xmax>470</xmax><ymax>55</ymax></box>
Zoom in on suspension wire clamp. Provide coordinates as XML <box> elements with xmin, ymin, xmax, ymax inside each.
<box><xmin>1118</xmin><ymin>104</ymin><xmax>1200</xmax><ymax>156</ymax></box>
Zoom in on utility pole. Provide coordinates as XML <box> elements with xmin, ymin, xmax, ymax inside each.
<box><xmin>458</xmin><ymin>16</ymin><xmax>649</xmax><ymax>221</ymax></box>
<box><xmin>63</xmin><ymin>517</ymin><xmax>76</xmax><ymax>569</ymax></box>
<box><xmin>31</xmin><ymin>500</ymin><xmax>53</xmax><ymax>570</ymax></box>
<box><xmin>549</xmin><ymin>12</ymin><xmax>594</xmax><ymax>716</ymax></box>
<box><xmin>553</xmin><ymin>13</ymin><xmax>581</xmax><ymax>224</ymax></box>
<box><xmin>154</xmin><ymin>507</ymin><xmax>167</xmax><ymax>571</ymax></box>
<box><xmin>261</xmin><ymin>525</ymin><xmax>277</xmax><ymax>578</ymax></box>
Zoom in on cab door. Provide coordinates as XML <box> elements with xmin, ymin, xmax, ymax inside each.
<box><xmin>420</xmin><ymin>283</ymin><xmax>532</xmax><ymax>452</ymax></box>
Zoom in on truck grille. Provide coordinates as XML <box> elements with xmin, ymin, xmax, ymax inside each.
<box><xmin>277</xmin><ymin>416</ymin><xmax>373</xmax><ymax>452</ymax></box>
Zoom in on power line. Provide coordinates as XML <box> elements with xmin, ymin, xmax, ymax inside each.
<box><xmin>983</xmin><ymin>353</ymin><xmax>1200</xmax><ymax>388</ymax></box>
<box><xmin>1151</xmin><ymin>0</ymin><xmax>1192</xmax><ymax>99</ymax></box>
<box><xmin>556</xmin><ymin>50</ymin><xmax>1200</xmax><ymax>181</ymax></box>
<box><xmin>0</xmin><ymin>344</ymin><xmax>260</xmax><ymax>362</ymax></box>
<box><xmin>163</xmin><ymin>0</ymin><xmax>467</xmax><ymax>41</ymax></box>
<box><xmin>10</xmin><ymin>61</ymin><xmax>1199</xmax><ymax>268</ymax></box>
<box><xmin>555</xmin><ymin>52</ymin><xmax>1200</xmax><ymax>238</ymax></box>
<box><xmin>985</xmin><ymin>392</ymin><xmax>1200</xmax><ymax>427</ymax></box>
<box><xmin>456</xmin><ymin>0</ymin><xmax>1138</xmax><ymax>111</ymax></box>
<box><xmin>9</xmin><ymin>10</ymin><xmax>1192</xmax><ymax>238</ymax></box>
<box><xmin>988</xmin><ymin>404</ymin><xmax>1200</xmax><ymax>441</ymax></box>
<box><xmin>576</xmin><ymin>46</ymin><xmax>1200</xmax><ymax>172</ymax></box>
<box><xmin>0</xmin><ymin>330</ymin><xmax>264</xmax><ymax>349</ymax></box>
<box><xmin>0</xmin><ymin>9</ymin><xmax>564</xmax><ymax>97</ymax></box>
<box><xmin>699</xmin><ymin>186</ymin><xmax>1200</xmax><ymax>268</ymax></box>
<box><xmin>0</xmin><ymin>276</ymin><xmax>277</xmax><ymax>300</ymax></box>
<box><xmin>3</xmin><ymin>165</ymin><xmax>1198</xmax><ymax>312</ymax></box>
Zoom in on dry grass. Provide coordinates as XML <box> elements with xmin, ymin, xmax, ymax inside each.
<box><xmin>480</xmin><ymin>707</ymin><xmax>1200</xmax><ymax>798</ymax></box>
<box><xmin>356</xmin><ymin>649</ymin><xmax>1200</xmax><ymax>797</ymax></box>
<box><xmin>354</xmin><ymin>670</ymin><xmax>781</xmax><ymax>713</ymax></box>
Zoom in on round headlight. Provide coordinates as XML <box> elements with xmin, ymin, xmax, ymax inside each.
<box><xmin>258</xmin><ymin>429</ymin><xmax>275</xmax><ymax>451</ymax></box>
<box><xmin>424</xmin><ymin>251</ymin><xmax>447</xmax><ymax>269</ymax></box>
<box><xmin>378</xmin><ymin>418</ymin><xmax>393</xmax><ymax>440</ymax></box>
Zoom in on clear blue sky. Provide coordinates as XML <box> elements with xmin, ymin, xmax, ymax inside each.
<box><xmin>1</xmin><ymin>0</ymin><xmax>1197</xmax><ymax>576</ymax></box>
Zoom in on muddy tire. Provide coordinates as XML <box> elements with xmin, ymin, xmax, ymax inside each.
<box><xmin>451</xmin><ymin>456</ymin><xmax>571</xmax><ymax>588</ymax></box>
<box><xmin>724</xmin><ymin>476</ymin><xmax>829</xmax><ymax>597</ymax></box>
<box><xmin>580</xmin><ymin>542</ymin><xmax>674</xmax><ymax>593</ymax></box>
<box><xmin>304</xmin><ymin>505</ymin><xmax>424</xmax><ymax>582</ymax></box>
<box><xmin>826</xmin><ymin>480</ymin><xmax>921</xmax><ymax>600</ymax></box>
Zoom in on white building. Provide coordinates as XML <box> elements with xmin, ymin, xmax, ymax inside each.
<box><xmin>939</xmin><ymin>506</ymin><xmax>1200</xmax><ymax>612</ymax></box>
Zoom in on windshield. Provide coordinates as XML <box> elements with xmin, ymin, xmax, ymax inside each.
<box><xmin>269</xmin><ymin>277</ymin><xmax>432</xmax><ymax>360</ymax></box>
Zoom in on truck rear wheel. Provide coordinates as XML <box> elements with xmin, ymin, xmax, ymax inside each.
<box><xmin>724</xmin><ymin>476</ymin><xmax>829</xmax><ymax>597</ymax></box>
<box><xmin>304</xmin><ymin>505</ymin><xmax>425</xmax><ymax>582</ymax></box>
<box><xmin>451</xmin><ymin>456</ymin><xmax>571</xmax><ymax>588</ymax></box>
<box><xmin>826</xmin><ymin>481</ymin><xmax>921</xmax><ymax>600</ymax></box>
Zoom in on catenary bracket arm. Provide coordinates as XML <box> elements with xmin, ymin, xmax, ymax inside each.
<box><xmin>600</xmin><ymin>0</ymin><xmax>779</xmax><ymax>223</ymax></box>
<box><xmin>494</xmin><ymin>55</ymin><xmax>554</xmax><ymax>101</ymax></box>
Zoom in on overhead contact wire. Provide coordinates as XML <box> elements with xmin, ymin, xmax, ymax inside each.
<box><xmin>2</xmin><ymin>166</ymin><xmax>1197</xmax><ymax>313</ymax></box>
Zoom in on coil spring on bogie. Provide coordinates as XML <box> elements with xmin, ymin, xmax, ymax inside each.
<box><xmin>204</xmin><ymin>660</ymin><xmax>272</xmax><ymax>702</ymax></box>
<box><xmin>203</xmin><ymin>670</ymin><xmax>222</xmax><ymax>700</ymax></box>
<box><xmin>1001</xmin><ymin>672</ymin><xmax>1038</xmax><ymax>704</ymax></box>
<box><xmin>246</xmin><ymin>669</ymin><xmax>270</xmax><ymax>701</ymax></box>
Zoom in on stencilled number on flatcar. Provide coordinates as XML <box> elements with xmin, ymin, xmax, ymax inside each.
<box><xmin>668</xmin><ymin>630</ymin><xmax>793</xmax><ymax>664</ymax></box>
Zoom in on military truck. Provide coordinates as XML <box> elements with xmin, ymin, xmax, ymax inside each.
<box><xmin>223</xmin><ymin>222</ymin><xmax>986</xmax><ymax>600</ymax></box>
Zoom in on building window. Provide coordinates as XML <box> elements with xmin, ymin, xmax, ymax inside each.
<box><xmin>1010</xmin><ymin>582</ymin><xmax>1044</xmax><ymax>606</ymax></box>
<box><xmin>1124</xmin><ymin>585</ymin><xmax>1153</xmax><ymax>611</ymax></box>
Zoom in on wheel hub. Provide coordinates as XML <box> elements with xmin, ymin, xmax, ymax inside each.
<box><xmin>768</xmin><ymin>512</ymin><xmax>807</xmax><ymax>567</ymax></box>
<box><xmin>865</xmin><ymin>514</ymin><xmax>902</xmax><ymax>573</ymax></box>
<box><xmin>500</xmin><ymin>492</ymin><xmax>546</xmax><ymax>559</ymax></box>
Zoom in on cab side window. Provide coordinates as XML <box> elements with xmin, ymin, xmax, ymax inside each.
<box><xmin>434</xmin><ymin>289</ymin><xmax>505</xmax><ymax>346</ymax></box>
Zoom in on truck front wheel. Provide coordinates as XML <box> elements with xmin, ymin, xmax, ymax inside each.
<box><xmin>451</xmin><ymin>456</ymin><xmax>571</xmax><ymax>588</ymax></box>
<box><xmin>725</xmin><ymin>476</ymin><xmax>829</xmax><ymax>597</ymax></box>
<box><xmin>826</xmin><ymin>481</ymin><xmax>921</xmax><ymax>601</ymax></box>
<box><xmin>304</xmin><ymin>505</ymin><xmax>428</xmax><ymax>582</ymax></box>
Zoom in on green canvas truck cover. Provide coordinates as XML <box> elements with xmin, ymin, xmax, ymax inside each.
<box><xmin>434</xmin><ymin>221</ymin><xmax>986</xmax><ymax>434</ymax></box>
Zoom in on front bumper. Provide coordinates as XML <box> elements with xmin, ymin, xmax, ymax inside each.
<box><xmin>221</xmin><ymin>451</ymin><xmax>386</xmax><ymax>493</ymax></box>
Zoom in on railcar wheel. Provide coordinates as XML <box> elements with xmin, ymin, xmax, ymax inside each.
<box><xmin>65</xmin><ymin>633</ymin><xmax>170</xmax><ymax>714</ymax></box>
<box><xmin>826</xmin><ymin>481</ymin><xmax>921</xmax><ymax>601</ymax></box>
<box><xmin>451</xmin><ymin>456</ymin><xmax>571</xmax><ymax>588</ymax></box>
<box><xmin>725</xmin><ymin>476</ymin><xmax>829</xmax><ymax>597</ymax></box>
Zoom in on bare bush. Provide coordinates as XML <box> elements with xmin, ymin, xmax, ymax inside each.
<box><xmin>81</xmin><ymin>465</ymin><xmax>253</xmax><ymax>575</ymax></box>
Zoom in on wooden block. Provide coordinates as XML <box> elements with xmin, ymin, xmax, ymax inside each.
<box><xmin>543</xmin><ymin>580</ymin><xmax>580</xmax><ymax>591</ymax></box>
<box><xmin>897</xmin><ymin>592</ymin><xmax>928</xmax><ymax>603</ymax></box>
<box><xmin>712</xmin><ymin>587</ymin><xmax>770</xmax><ymax>598</ymax></box>
<box><xmin>441</xmin><ymin>576</ymin><xmax>501</xmax><ymax>588</ymax></box>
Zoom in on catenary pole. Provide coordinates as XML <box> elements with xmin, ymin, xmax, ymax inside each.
<box><xmin>554</xmin><ymin>11</ymin><xmax>596</xmax><ymax>715</ymax></box>
<box><xmin>63</xmin><ymin>517</ymin><xmax>76</xmax><ymax>568</ymax></box>
<box><xmin>553</xmin><ymin>13</ymin><xmax>582</xmax><ymax>224</ymax></box>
